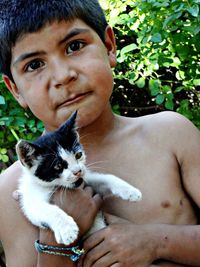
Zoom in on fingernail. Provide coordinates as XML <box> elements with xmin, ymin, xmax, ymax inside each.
<box><xmin>12</xmin><ymin>190</ymin><xmax>20</xmax><ymax>201</ymax></box>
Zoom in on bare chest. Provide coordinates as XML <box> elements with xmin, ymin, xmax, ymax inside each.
<box><xmin>87</xmin><ymin>144</ymin><xmax>197</xmax><ymax>225</ymax></box>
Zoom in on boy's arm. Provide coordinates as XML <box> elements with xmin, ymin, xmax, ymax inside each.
<box><xmin>83</xmin><ymin>216</ymin><xmax>200</xmax><ymax>266</ymax></box>
<box><xmin>37</xmin><ymin>186</ymin><xmax>102</xmax><ymax>267</ymax></box>
<box><xmin>177</xmin><ymin>115</ymin><xmax>200</xmax><ymax>216</ymax></box>
<box><xmin>0</xmin><ymin>162</ymin><xmax>102</xmax><ymax>267</ymax></box>
<box><xmin>37</xmin><ymin>230</ymin><xmax>76</xmax><ymax>267</ymax></box>
<box><xmin>83</xmin><ymin>114</ymin><xmax>200</xmax><ymax>267</ymax></box>
<box><xmin>0</xmin><ymin>162</ymin><xmax>39</xmax><ymax>267</ymax></box>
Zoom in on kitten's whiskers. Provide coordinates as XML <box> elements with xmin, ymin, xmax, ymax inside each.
<box><xmin>87</xmin><ymin>160</ymin><xmax>108</xmax><ymax>172</ymax></box>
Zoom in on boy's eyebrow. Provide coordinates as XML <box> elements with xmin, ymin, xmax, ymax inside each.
<box><xmin>13</xmin><ymin>51</ymin><xmax>46</xmax><ymax>67</ymax></box>
<box><xmin>12</xmin><ymin>28</ymin><xmax>90</xmax><ymax>67</ymax></box>
<box><xmin>59</xmin><ymin>28</ymin><xmax>90</xmax><ymax>45</ymax></box>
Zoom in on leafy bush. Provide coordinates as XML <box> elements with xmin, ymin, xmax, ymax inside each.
<box><xmin>101</xmin><ymin>0</ymin><xmax>200</xmax><ymax>126</ymax></box>
<box><xmin>0</xmin><ymin>0</ymin><xmax>200</xmax><ymax>169</ymax></box>
<box><xmin>0</xmin><ymin>81</ymin><xmax>44</xmax><ymax>170</ymax></box>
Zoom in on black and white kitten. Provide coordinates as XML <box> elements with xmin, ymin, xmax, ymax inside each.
<box><xmin>16</xmin><ymin>112</ymin><xmax>142</xmax><ymax>246</ymax></box>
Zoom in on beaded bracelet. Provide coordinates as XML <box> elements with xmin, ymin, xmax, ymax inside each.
<box><xmin>34</xmin><ymin>240</ymin><xmax>85</xmax><ymax>262</ymax></box>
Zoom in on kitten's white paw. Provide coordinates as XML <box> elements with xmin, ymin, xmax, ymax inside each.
<box><xmin>112</xmin><ymin>186</ymin><xmax>142</xmax><ymax>202</ymax></box>
<box><xmin>54</xmin><ymin>216</ymin><xmax>79</xmax><ymax>245</ymax></box>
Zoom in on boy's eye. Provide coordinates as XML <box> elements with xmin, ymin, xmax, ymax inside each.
<box><xmin>66</xmin><ymin>41</ymin><xmax>84</xmax><ymax>54</ymax></box>
<box><xmin>75</xmin><ymin>152</ymin><xmax>83</xmax><ymax>160</ymax></box>
<box><xmin>25</xmin><ymin>60</ymin><xmax>45</xmax><ymax>72</ymax></box>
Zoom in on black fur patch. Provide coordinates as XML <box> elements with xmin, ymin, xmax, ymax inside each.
<box><xmin>17</xmin><ymin>112</ymin><xmax>83</xmax><ymax>183</ymax></box>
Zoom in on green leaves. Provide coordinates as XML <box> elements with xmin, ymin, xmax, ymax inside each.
<box><xmin>101</xmin><ymin>0</ymin><xmax>199</xmax><ymax>129</ymax></box>
<box><xmin>156</xmin><ymin>94</ymin><xmax>165</xmax><ymax>105</ymax></box>
<box><xmin>136</xmin><ymin>77</ymin><xmax>145</xmax><ymax>88</ymax></box>
<box><xmin>187</xmin><ymin>4</ymin><xmax>199</xmax><ymax>17</ymax></box>
<box><xmin>121</xmin><ymin>44</ymin><xmax>138</xmax><ymax>54</ymax></box>
<box><xmin>118</xmin><ymin>44</ymin><xmax>138</xmax><ymax>63</ymax></box>
<box><xmin>151</xmin><ymin>33</ymin><xmax>162</xmax><ymax>43</ymax></box>
<box><xmin>149</xmin><ymin>79</ymin><xmax>161</xmax><ymax>96</ymax></box>
<box><xmin>0</xmin><ymin>95</ymin><xmax>5</xmax><ymax>105</ymax></box>
<box><xmin>1</xmin><ymin>0</ymin><xmax>200</xmax><ymax>168</ymax></box>
<box><xmin>0</xmin><ymin>78</ymin><xmax>44</xmax><ymax>168</ymax></box>
<box><xmin>0</xmin><ymin>148</ymin><xmax>9</xmax><ymax>163</ymax></box>
<box><xmin>149</xmin><ymin>80</ymin><xmax>174</xmax><ymax>110</ymax></box>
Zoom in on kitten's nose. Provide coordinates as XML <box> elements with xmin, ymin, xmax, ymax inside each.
<box><xmin>73</xmin><ymin>170</ymin><xmax>82</xmax><ymax>177</ymax></box>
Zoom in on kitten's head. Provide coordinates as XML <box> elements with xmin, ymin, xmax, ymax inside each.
<box><xmin>16</xmin><ymin>111</ymin><xmax>86</xmax><ymax>188</ymax></box>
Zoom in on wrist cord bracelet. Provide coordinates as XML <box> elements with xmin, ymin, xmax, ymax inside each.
<box><xmin>34</xmin><ymin>240</ymin><xmax>85</xmax><ymax>262</ymax></box>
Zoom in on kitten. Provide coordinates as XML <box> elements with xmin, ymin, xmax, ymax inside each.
<box><xmin>16</xmin><ymin>112</ymin><xmax>142</xmax><ymax>246</ymax></box>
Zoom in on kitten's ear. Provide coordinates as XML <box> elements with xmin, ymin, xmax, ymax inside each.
<box><xmin>16</xmin><ymin>140</ymin><xmax>40</xmax><ymax>168</ymax></box>
<box><xmin>59</xmin><ymin>111</ymin><xmax>78</xmax><ymax>133</ymax></box>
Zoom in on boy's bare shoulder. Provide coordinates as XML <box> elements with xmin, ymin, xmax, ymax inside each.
<box><xmin>115</xmin><ymin>111</ymin><xmax>199</xmax><ymax>149</ymax></box>
<box><xmin>121</xmin><ymin>111</ymin><xmax>200</xmax><ymax>157</ymax></box>
<box><xmin>0</xmin><ymin>162</ymin><xmax>38</xmax><ymax>267</ymax></box>
<box><xmin>131</xmin><ymin>111</ymin><xmax>200</xmax><ymax>181</ymax></box>
<box><xmin>137</xmin><ymin>110</ymin><xmax>198</xmax><ymax>130</ymax></box>
<box><xmin>0</xmin><ymin>161</ymin><xmax>21</xmax><ymax>193</ymax></box>
<box><xmin>143</xmin><ymin>111</ymin><xmax>200</xmax><ymax>148</ymax></box>
<box><xmin>0</xmin><ymin>161</ymin><xmax>22</xmax><ymax>215</ymax></box>
<box><xmin>129</xmin><ymin>111</ymin><xmax>199</xmax><ymax>140</ymax></box>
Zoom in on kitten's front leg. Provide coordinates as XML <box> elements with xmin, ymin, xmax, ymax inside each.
<box><xmin>84</xmin><ymin>171</ymin><xmax>142</xmax><ymax>202</ymax></box>
<box><xmin>23</xmin><ymin>202</ymin><xmax>79</xmax><ymax>245</ymax></box>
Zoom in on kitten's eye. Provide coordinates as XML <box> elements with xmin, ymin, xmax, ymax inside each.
<box><xmin>75</xmin><ymin>152</ymin><xmax>83</xmax><ymax>160</ymax></box>
<box><xmin>54</xmin><ymin>162</ymin><xmax>63</xmax><ymax>171</ymax></box>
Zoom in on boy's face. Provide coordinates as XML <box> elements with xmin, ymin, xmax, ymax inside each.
<box><xmin>4</xmin><ymin>19</ymin><xmax>116</xmax><ymax>131</ymax></box>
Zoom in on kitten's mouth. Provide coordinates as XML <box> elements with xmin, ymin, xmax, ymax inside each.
<box><xmin>72</xmin><ymin>178</ymin><xmax>83</xmax><ymax>188</ymax></box>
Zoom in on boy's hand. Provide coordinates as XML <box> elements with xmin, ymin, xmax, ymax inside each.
<box><xmin>52</xmin><ymin>184</ymin><xmax>102</xmax><ymax>237</ymax></box>
<box><xmin>83</xmin><ymin>213</ymin><xmax>158</xmax><ymax>267</ymax></box>
<box><xmin>12</xmin><ymin>184</ymin><xmax>102</xmax><ymax>239</ymax></box>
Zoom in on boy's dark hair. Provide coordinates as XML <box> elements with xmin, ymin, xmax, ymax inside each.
<box><xmin>0</xmin><ymin>0</ymin><xmax>108</xmax><ymax>81</ymax></box>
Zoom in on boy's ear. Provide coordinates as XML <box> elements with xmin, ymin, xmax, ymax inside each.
<box><xmin>104</xmin><ymin>26</ymin><xmax>117</xmax><ymax>68</ymax></box>
<box><xmin>3</xmin><ymin>75</ymin><xmax>28</xmax><ymax>108</ymax></box>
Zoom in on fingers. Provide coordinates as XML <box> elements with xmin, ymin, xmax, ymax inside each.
<box><xmin>92</xmin><ymin>193</ymin><xmax>102</xmax><ymax>209</ymax></box>
<box><xmin>81</xmin><ymin>185</ymin><xmax>103</xmax><ymax>209</ymax></box>
<box><xmin>83</xmin><ymin>249</ymin><xmax>121</xmax><ymax>267</ymax></box>
<box><xmin>83</xmin><ymin>185</ymin><xmax>94</xmax><ymax>195</ymax></box>
<box><xmin>12</xmin><ymin>190</ymin><xmax>21</xmax><ymax>201</ymax></box>
<box><xmin>83</xmin><ymin>241</ymin><xmax>108</xmax><ymax>267</ymax></box>
<box><xmin>83</xmin><ymin>239</ymin><xmax>119</xmax><ymax>267</ymax></box>
<box><xmin>103</xmin><ymin>212</ymin><xmax>130</xmax><ymax>225</ymax></box>
<box><xmin>110</xmin><ymin>264</ymin><xmax>122</xmax><ymax>267</ymax></box>
<box><xmin>84</xmin><ymin>230</ymin><xmax>104</xmax><ymax>251</ymax></box>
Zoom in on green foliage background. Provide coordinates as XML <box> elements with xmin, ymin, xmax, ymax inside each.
<box><xmin>0</xmin><ymin>0</ymin><xmax>200</xmax><ymax>170</ymax></box>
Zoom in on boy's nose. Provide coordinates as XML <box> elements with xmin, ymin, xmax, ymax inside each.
<box><xmin>51</xmin><ymin>60</ymin><xmax>78</xmax><ymax>88</ymax></box>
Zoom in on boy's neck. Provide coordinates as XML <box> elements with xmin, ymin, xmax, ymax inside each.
<box><xmin>79</xmin><ymin>104</ymin><xmax>116</xmax><ymax>145</ymax></box>
<box><xmin>43</xmin><ymin>104</ymin><xmax>117</xmax><ymax>149</ymax></box>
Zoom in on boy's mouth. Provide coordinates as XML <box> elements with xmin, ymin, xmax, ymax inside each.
<box><xmin>58</xmin><ymin>92</ymin><xmax>92</xmax><ymax>108</ymax></box>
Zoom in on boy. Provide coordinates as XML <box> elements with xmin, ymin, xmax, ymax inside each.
<box><xmin>0</xmin><ymin>0</ymin><xmax>200</xmax><ymax>266</ymax></box>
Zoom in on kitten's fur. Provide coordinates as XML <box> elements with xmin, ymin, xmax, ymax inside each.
<box><xmin>16</xmin><ymin>112</ymin><xmax>142</xmax><ymax>245</ymax></box>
